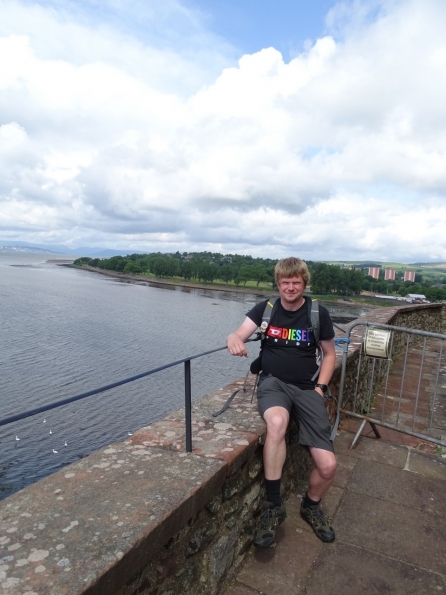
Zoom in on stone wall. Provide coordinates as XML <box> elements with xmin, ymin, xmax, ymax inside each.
<box><xmin>1</xmin><ymin>303</ymin><xmax>444</xmax><ymax>595</ymax></box>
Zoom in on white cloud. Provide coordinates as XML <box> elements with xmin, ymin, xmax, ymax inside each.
<box><xmin>0</xmin><ymin>0</ymin><xmax>446</xmax><ymax>262</ymax></box>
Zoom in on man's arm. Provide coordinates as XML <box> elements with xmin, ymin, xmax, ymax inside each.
<box><xmin>226</xmin><ymin>317</ymin><xmax>258</xmax><ymax>358</ymax></box>
<box><xmin>315</xmin><ymin>338</ymin><xmax>336</xmax><ymax>396</ymax></box>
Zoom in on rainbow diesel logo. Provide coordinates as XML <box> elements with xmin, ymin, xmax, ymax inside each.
<box><xmin>267</xmin><ymin>325</ymin><xmax>311</xmax><ymax>342</ymax></box>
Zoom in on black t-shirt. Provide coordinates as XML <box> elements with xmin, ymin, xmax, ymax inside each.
<box><xmin>246</xmin><ymin>297</ymin><xmax>335</xmax><ymax>389</ymax></box>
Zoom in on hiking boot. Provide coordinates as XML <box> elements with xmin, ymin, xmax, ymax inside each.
<box><xmin>253</xmin><ymin>501</ymin><xmax>287</xmax><ymax>548</ymax></box>
<box><xmin>300</xmin><ymin>500</ymin><xmax>335</xmax><ymax>543</ymax></box>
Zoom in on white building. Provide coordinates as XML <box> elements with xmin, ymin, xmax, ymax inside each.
<box><xmin>405</xmin><ymin>293</ymin><xmax>427</xmax><ymax>303</ymax></box>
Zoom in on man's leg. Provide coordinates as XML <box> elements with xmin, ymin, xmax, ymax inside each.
<box><xmin>254</xmin><ymin>404</ymin><xmax>289</xmax><ymax>548</ymax></box>
<box><xmin>301</xmin><ymin>447</ymin><xmax>337</xmax><ymax>543</ymax></box>
<box><xmin>307</xmin><ymin>447</ymin><xmax>337</xmax><ymax>501</ymax></box>
<box><xmin>291</xmin><ymin>388</ymin><xmax>338</xmax><ymax>543</ymax></box>
<box><xmin>263</xmin><ymin>406</ymin><xmax>290</xmax><ymax>480</ymax></box>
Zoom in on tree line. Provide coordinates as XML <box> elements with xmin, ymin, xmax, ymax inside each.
<box><xmin>73</xmin><ymin>252</ymin><xmax>446</xmax><ymax>300</ymax></box>
<box><xmin>74</xmin><ymin>252</ymin><xmax>278</xmax><ymax>286</ymax></box>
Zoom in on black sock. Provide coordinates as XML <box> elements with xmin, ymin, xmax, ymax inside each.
<box><xmin>265</xmin><ymin>478</ymin><xmax>282</xmax><ymax>507</ymax></box>
<box><xmin>302</xmin><ymin>492</ymin><xmax>321</xmax><ymax>509</ymax></box>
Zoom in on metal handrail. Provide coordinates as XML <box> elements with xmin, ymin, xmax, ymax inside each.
<box><xmin>334</xmin><ymin>320</ymin><xmax>446</xmax><ymax>448</ymax></box>
<box><xmin>0</xmin><ymin>339</ymin><xmax>259</xmax><ymax>452</ymax></box>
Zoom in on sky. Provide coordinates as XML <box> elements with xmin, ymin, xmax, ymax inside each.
<box><xmin>1</xmin><ymin>0</ymin><xmax>446</xmax><ymax>263</ymax></box>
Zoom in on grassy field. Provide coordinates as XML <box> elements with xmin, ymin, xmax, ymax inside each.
<box><xmin>141</xmin><ymin>271</ymin><xmax>275</xmax><ymax>292</ymax></box>
<box><xmin>140</xmin><ymin>271</ymin><xmax>386</xmax><ymax>305</ymax></box>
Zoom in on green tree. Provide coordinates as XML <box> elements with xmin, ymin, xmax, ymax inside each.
<box><xmin>73</xmin><ymin>257</ymin><xmax>93</xmax><ymax>266</ymax></box>
<box><xmin>425</xmin><ymin>287</ymin><xmax>446</xmax><ymax>302</ymax></box>
<box><xmin>180</xmin><ymin>261</ymin><xmax>193</xmax><ymax>280</ymax></box>
<box><xmin>151</xmin><ymin>256</ymin><xmax>179</xmax><ymax>277</ymax></box>
<box><xmin>251</xmin><ymin>263</ymin><xmax>268</xmax><ymax>287</ymax></box>
<box><xmin>197</xmin><ymin>262</ymin><xmax>216</xmax><ymax>283</ymax></box>
<box><xmin>343</xmin><ymin>269</ymin><xmax>365</xmax><ymax>295</ymax></box>
<box><xmin>237</xmin><ymin>265</ymin><xmax>253</xmax><ymax>286</ymax></box>
<box><xmin>310</xmin><ymin>263</ymin><xmax>332</xmax><ymax>294</ymax></box>
<box><xmin>115</xmin><ymin>259</ymin><xmax>127</xmax><ymax>272</ymax></box>
<box><xmin>124</xmin><ymin>260</ymin><xmax>142</xmax><ymax>274</ymax></box>
<box><xmin>410</xmin><ymin>283</ymin><xmax>423</xmax><ymax>294</ymax></box>
<box><xmin>219</xmin><ymin>264</ymin><xmax>235</xmax><ymax>284</ymax></box>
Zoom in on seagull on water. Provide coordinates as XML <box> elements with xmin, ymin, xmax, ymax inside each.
<box><xmin>15</xmin><ymin>436</ymin><xmax>20</xmax><ymax>441</ymax></box>
<box><xmin>52</xmin><ymin>449</ymin><xmax>58</xmax><ymax>453</ymax></box>
<box><xmin>49</xmin><ymin>430</ymin><xmax>52</xmax><ymax>435</ymax></box>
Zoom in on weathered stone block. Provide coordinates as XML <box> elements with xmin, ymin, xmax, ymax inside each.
<box><xmin>205</xmin><ymin>493</ymin><xmax>222</xmax><ymax>515</ymax></box>
<box><xmin>208</xmin><ymin>531</ymin><xmax>238</xmax><ymax>593</ymax></box>
<box><xmin>185</xmin><ymin>519</ymin><xmax>218</xmax><ymax>558</ymax></box>
<box><xmin>222</xmin><ymin>468</ymin><xmax>249</xmax><ymax>500</ymax></box>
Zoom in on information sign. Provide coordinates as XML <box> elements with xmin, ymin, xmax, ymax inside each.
<box><xmin>364</xmin><ymin>327</ymin><xmax>391</xmax><ymax>358</ymax></box>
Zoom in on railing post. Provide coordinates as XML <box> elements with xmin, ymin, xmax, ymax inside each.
<box><xmin>330</xmin><ymin>337</ymin><xmax>350</xmax><ymax>440</ymax></box>
<box><xmin>184</xmin><ymin>359</ymin><xmax>192</xmax><ymax>452</ymax></box>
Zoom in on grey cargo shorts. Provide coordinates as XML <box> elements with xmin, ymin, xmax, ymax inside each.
<box><xmin>257</xmin><ymin>375</ymin><xmax>334</xmax><ymax>453</ymax></box>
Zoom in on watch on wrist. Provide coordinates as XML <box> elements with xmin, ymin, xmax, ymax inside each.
<box><xmin>315</xmin><ymin>383</ymin><xmax>328</xmax><ymax>394</ymax></box>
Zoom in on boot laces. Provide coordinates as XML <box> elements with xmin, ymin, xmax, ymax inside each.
<box><xmin>259</xmin><ymin>506</ymin><xmax>274</xmax><ymax>530</ymax></box>
<box><xmin>311</xmin><ymin>507</ymin><xmax>330</xmax><ymax>528</ymax></box>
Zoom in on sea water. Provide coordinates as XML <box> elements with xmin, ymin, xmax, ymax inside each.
<box><xmin>0</xmin><ymin>253</ymin><xmax>368</xmax><ymax>499</ymax></box>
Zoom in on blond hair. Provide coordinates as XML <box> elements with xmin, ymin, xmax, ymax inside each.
<box><xmin>275</xmin><ymin>257</ymin><xmax>310</xmax><ymax>287</ymax></box>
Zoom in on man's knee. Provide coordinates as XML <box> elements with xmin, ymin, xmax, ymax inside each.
<box><xmin>313</xmin><ymin>451</ymin><xmax>337</xmax><ymax>480</ymax></box>
<box><xmin>264</xmin><ymin>407</ymin><xmax>289</xmax><ymax>440</ymax></box>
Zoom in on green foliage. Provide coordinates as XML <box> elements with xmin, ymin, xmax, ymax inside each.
<box><xmin>73</xmin><ymin>253</ymin><xmax>446</xmax><ymax>300</ymax></box>
<box><xmin>197</xmin><ymin>262</ymin><xmax>216</xmax><ymax>283</ymax></box>
<box><xmin>123</xmin><ymin>260</ymin><xmax>142</xmax><ymax>274</ymax></box>
<box><xmin>311</xmin><ymin>263</ymin><xmax>365</xmax><ymax>295</ymax></box>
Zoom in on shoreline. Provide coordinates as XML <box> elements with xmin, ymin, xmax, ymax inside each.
<box><xmin>65</xmin><ymin>264</ymin><xmax>382</xmax><ymax>308</ymax></box>
<box><xmin>66</xmin><ymin>264</ymin><xmax>278</xmax><ymax>297</ymax></box>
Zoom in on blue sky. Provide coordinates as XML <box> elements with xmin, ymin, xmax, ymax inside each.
<box><xmin>1</xmin><ymin>0</ymin><xmax>446</xmax><ymax>262</ymax></box>
<box><xmin>188</xmin><ymin>0</ymin><xmax>335</xmax><ymax>58</ymax></box>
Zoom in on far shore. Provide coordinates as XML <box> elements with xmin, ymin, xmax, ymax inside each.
<box><xmin>66</xmin><ymin>263</ymin><xmax>278</xmax><ymax>297</ymax></box>
<box><xmin>63</xmin><ymin>263</ymin><xmax>382</xmax><ymax>308</ymax></box>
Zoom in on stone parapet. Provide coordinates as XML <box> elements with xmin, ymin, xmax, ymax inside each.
<box><xmin>0</xmin><ymin>378</ymin><xmax>312</xmax><ymax>595</ymax></box>
<box><xmin>1</xmin><ymin>302</ymin><xmax>444</xmax><ymax>595</ymax></box>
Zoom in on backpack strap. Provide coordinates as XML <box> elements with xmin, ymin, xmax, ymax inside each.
<box><xmin>249</xmin><ymin>297</ymin><xmax>278</xmax><ymax>376</ymax></box>
<box><xmin>259</xmin><ymin>297</ymin><xmax>279</xmax><ymax>338</ymax></box>
<box><xmin>306</xmin><ymin>297</ymin><xmax>320</xmax><ymax>342</ymax></box>
<box><xmin>306</xmin><ymin>297</ymin><xmax>323</xmax><ymax>381</ymax></box>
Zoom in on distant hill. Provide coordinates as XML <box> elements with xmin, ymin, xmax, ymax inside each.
<box><xmin>0</xmin><ymin>245</ymin><xmax>59</xmax><ymax>254</ymax></box>
<box><xmin>0</xmin><ymin>241</ymin><xmax>142</xmax><ymax>258</ymax></box>
<box><xmin>326</xmin><ymin>260</ymin><xmax>446</xmax><ymax>269</ymax></box>
<box><xmin>2</xmin><ymin>244</ymin><xmax>446</xmax><ymax>268</ymax></box>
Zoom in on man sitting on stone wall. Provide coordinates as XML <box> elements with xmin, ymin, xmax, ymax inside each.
<box><xmin>226</xmin><ymin>257</ymin><xmax>337</xmax><ymax>547</ymax></box>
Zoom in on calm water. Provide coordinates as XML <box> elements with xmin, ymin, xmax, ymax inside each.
<box><xmin>0</xmin><ymin>253</ymin><xmax>368</xmax><ymax>499</ymax></box>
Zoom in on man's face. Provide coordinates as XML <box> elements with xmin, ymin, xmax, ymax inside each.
<box><xmin>278</xmin><ymin>275</ymin><xmax>306</xmax><ymax>307</ymax></box>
